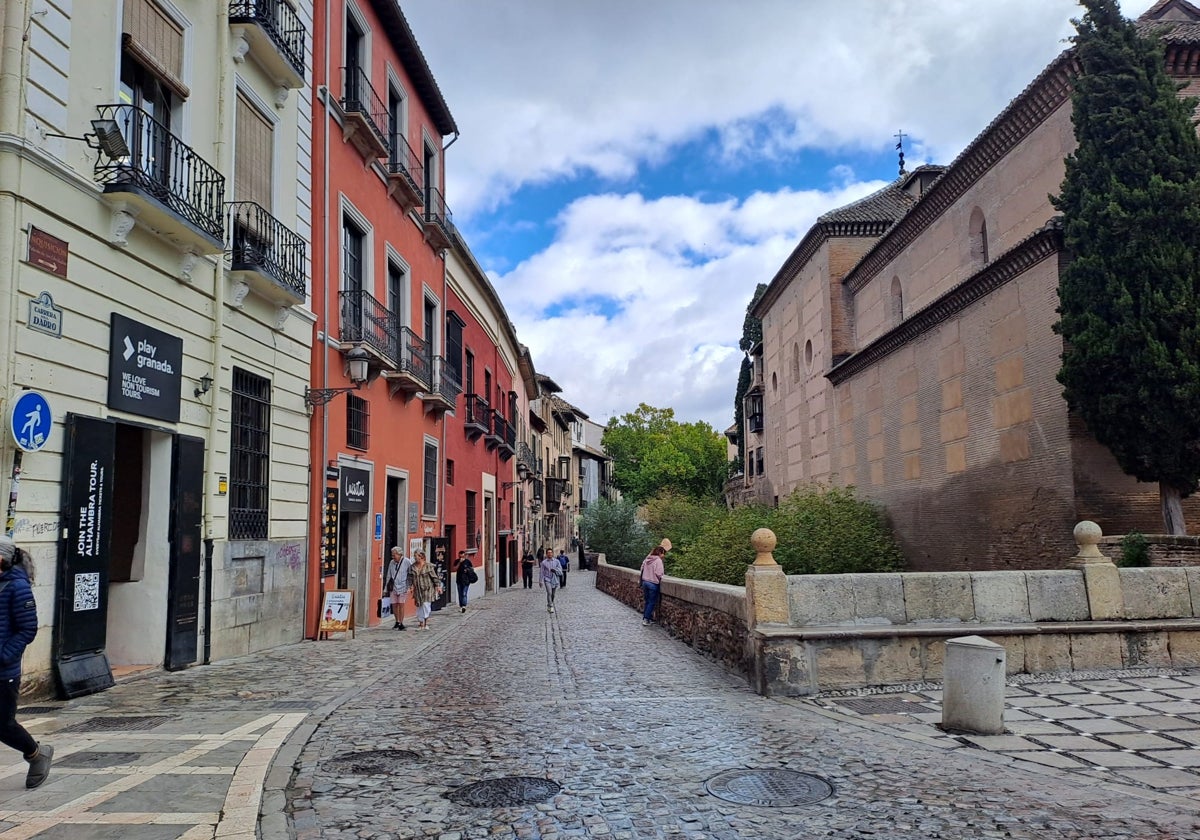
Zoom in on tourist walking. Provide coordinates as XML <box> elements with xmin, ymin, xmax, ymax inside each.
<box><xmin>455</xmin><ymin>550</ymin><xmax>477</xmax><ymax>613</ymax></box>
<box><xmin>557</xmin><ymin>547</ymin><xmax>569</xmax><ymax>588</ymax></box>
<box><xmin>540</xmin><ymin>549</ymin><xmax>561</xmax><ymax>613</ymax></box>
<box><xmin>640</xmin><ymin>539</ymin><xmax>670</xmax><ymax>626</ymax></box>
<box><xmin>384</xmin><ymin>546</ymin><xmax>413</xmax><ymax>630</ymax></box>
<box><xmin>410</xmin><ymin>550</ymin><xmax>443</xmax><ymax>630</ymax></box>
<box><xmin>0</xmin><ymin>537</ymin><xmax>51</xmax><ymax>788</ymax></box>
<box><xmin>521</xmin><ymin>552</ymin><xmax>535</xmax><ymax>589</ymax></box>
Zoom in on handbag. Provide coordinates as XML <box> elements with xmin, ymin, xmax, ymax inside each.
<box><xmin>466</xmin><ymin>566</ymin><xmax>479</xmax><ymax>584</ymax></box>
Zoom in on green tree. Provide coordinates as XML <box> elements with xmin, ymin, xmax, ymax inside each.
<box><xmin>602</xmin><ymin>404</ymin><xmax>728</xmax><ymax>504</ymax></box>
<box><xmin>578</xmin><ymin>498</ymin><xmax>653</xmax><ymax>568</ymax></box>
<box><xmin>732</xmin><ymin>283</ymin><xmax>767</xmax><ymax>466</ymax></box>
<box><xmin>1052</xmin><ymin>0</ymin><xmax>1200</xmax><ymax>533</ymax></box>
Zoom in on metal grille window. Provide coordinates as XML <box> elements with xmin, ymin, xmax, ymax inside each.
<box><xmin>346</xmin><ymin>393</ymin><xmax>369</xmax><ymax>450</ymax></box>
<box><xmin>466</xmin><ymin>490</ymin><xmax>477</xmax><ymax>548</ymax></box>
<box><xmin>422</xmin><ymin>441</ymin><xmax>438</xmax><ymax>516</ymax></box>
<box><xmin>230</xmin><ymin>368</ymin><xmax>271</xmax><ymax>539</ymax></box>
<box><xmin>446</xmin><ymin>459</ymin><xmax>454</xmax><ymax>486</ymax></box>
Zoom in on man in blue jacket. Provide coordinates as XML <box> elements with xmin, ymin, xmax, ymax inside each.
<box><xmin>557</xmin><ymin>548</ymin><xmax>569</xmax><ymax>588</ymax></box>
<box><xmin>0</xmin><ymin>536</ymin><xmax>51</xmax><ymax>788</ymax></box>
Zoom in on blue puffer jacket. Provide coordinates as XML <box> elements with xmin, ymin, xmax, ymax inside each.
<box><xmin>0</xmin><ymin>566</ymin><xmax>37</xmax><ymax>681</ymax></box>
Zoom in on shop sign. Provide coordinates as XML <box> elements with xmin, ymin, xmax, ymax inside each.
<box><xmin>339</xmin><ymin>466</ymin><xmax>369</xmax><ymax>513</ymax></box>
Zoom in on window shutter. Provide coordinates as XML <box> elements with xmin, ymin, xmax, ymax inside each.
<box><xmin>235</xmin><ymin>93</ymin><xmax>274</xmax><ymax>210</ymax></box>
<box><xmin>122</xmin><ymin>0</ymin><xmax>189</xmax><ymax>99</ymax></box>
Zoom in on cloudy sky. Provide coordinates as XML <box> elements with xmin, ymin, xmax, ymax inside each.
<box><xmin>401</xmin><ymin>0</ymin><xmax>1156</xmax><ymax>433</ymax></box>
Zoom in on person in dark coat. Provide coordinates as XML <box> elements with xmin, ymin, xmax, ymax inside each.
<box><xmin>454</xmin><ymin>550</ymin><xmax>475</xmax><ymax>613</ymax></box>
<box><xmin>521</xmin><ymin>553</ymin><xmax>535</xmax><ymax>589</ymax></box>
<box><xmin>0</xmin><ymin>536</ymin><xmax>51</xmax><ymax>788</ymax></box>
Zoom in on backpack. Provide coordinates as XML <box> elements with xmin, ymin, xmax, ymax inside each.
<box><xmin>466</xmin><ymin>565</ymin><xmax>478</xmax><ymax>584</ymax></box>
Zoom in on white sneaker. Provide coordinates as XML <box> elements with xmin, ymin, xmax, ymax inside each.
<box><xmin>549</xmin><ymin>606</ymin><xmax>555</xmax><ymax>613</ymax></box>
<box><xmin>642</xmin><ymin>619</ymin><xmax>650</xmax><ymax>626</ymax></box>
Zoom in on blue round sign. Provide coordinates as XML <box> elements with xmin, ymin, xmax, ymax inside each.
<box><xmin>10</xmin><ymin>391</ymin><xmax>51</xmax><ymax>452</ymax></box>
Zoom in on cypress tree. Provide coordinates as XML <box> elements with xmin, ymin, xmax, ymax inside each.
<box><xmin>732</xmin><ymin>283</ymin><xmax>766</xmax><ymax>470</ymax></box>
<box><xmin>1052</xmin><ymin>0</ymin><xmax>1200</xmax><ymax>533</ymax></box>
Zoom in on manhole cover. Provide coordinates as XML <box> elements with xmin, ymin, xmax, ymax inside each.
<box><xmin>705</xmin><ymin>768</ymin><xmax>834</xmax><ymax>807</ymax></box>
<box><xmin>18</xmin><ymin>706</ymin><xmax>62</xmax><ymax>715</ymax></box>
<box><xmin>59</xmin><ymin>716</ymin><xmax>169</xmax><ymax>733</ymax></box>
<box><xmin>834</xmin><ymin>697</ymin><xmax>932</xmax><ymax>715</ymax></box>
<box><xmin>446</xmin><ymin>776</ymin><xmax>561</xmax><ymax>807</ymax></box>
<box><xmin>326</xmin><ymin>749</ymin><xmax>419</xmax><ymax>775</ymax></box>
<box><xmin>57</xmin><ymin>751</ymin><xmax>140</xmax><ymax>769</ymax></box>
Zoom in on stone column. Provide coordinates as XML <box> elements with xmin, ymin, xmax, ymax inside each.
<box><xmin>1066</xmin><ymin>520</ymin><xmax>1123</xmax><ymax>620</ymax></box>
<box><xmin>745</xmin><ymin>528</ymin><xmax>788</xmax><ymax>628</ymax></box>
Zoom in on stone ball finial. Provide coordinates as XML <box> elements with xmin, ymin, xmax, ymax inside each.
<box><xmin>751</xmin><ymin>528</ymin><xmax>778</xmax><ymax>566</ymax></box>
<box><xmin>1067</xmin><ymin>520</ymin><xmax>1112</xmax><ymax>568</ymax></box>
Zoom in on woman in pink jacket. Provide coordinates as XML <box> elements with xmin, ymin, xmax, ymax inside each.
<box><xmin>639</xmin><ymin>539</ymin><xmax>670</xmax><ymax>625</ymax></box>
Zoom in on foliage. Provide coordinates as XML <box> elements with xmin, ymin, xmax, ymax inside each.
<box><xmin>1118</xmin><ymin>531</ymin><xmax>1151</xmax><ymax>567</ymax></box>
<box><xmin>642</xmin><ymin>491</ymin><xmax>723</xmax><ymax>551</ymax></box>
<box><xmin>733</xmin><ymin>283</ymin><xmax>767</xmax><ymax>464</ymax></box>
<box><xmin>1052</xmin><ymin>0</ymin><xmax>1200</xmax><ymax>532</ymax></box>
<box><xmin>602</xmin><ymin>404</ymin><xmax>728</xmax><ymax>504</ymax></box>
<box><xmin>578</xmin><ymin>498</ymin><xmax>653</xmax><ymax>569</ymax></box>
<box><xmin>666</xmin><ymin>485</ymin><xmax>905</xmax><ymax>585</ymax></box>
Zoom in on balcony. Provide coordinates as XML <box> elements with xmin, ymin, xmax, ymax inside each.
<box><xmin>516</xmin><ymin>441</ymin><xmax>537</xmax><ymax>478</ymax></box>
<box><xmin>339</xmin><ymin>288</ymin><xmax>398</xmax><ymax>368</ymax></box>
<box><xmin>383</xmin><ymin>326</ymin><xmax>431</xmax><ymax>397</ymax></box>
<box><xmin>484</xmin><ymin>409</ymin><xmax>504</xmax><ymax>451</ymax></box>
<box><xmin>227</xmin><ymin>201</ymin><xmax>305</xmax><ymax>306</ymax></box>
<box><xmin>546</xmin><ymin>477</ymin><xmax>568</xmax><ymax>512</ymax></box>
<box><xmin>422</xmin><ymin>186</ymin><xmax>453</xmax><ymax>251</ymax></box>
<box><xmin>229</xmin><ymin>0</ymin><xmax>306</xmax><ymax>89</ymax></box>
<box><xmin>95</xmin><ymin>104</ymin><xmax>225</xmax><ymax>253</ymax></box>
<box><xmin>464</xmin><ymin>394</ymin><xmax>489</xmax><ymax>441</ymax></box>
<box><xmin>497</xmin><ymin>416</ymin><xmax>515</xmax><ymax>461</ymax></box>
<box><xmin>420</xmin><ymin>355</ymin><xmax>461</xmax><ymax>415</ymax></box>
<box><xmin>387</xmin><ymin>134</ymin><xmax>424</xmax><ymax>214</ymax></box>
<box><xmin>339</xmin><ymin>65</ymin><xmax>389</xmax><ymax>160</ymax></box>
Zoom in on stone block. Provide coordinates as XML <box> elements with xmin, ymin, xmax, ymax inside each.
<box><xmin>1024</xmin><ymin>634</ymin><xmax>1071</xmax><ymax>673</ymax></box>
<box><xmin>971</xmin><ymin>572</ymin><xmax>1031</xmax><ymax>622</ymax></box>
<box><xmin>990</xmin><ymin>635</ymin><xmax>1026</xmax><ymax>675</ymax></box>
<box><xmin>904</xmin><ymin>454</ymin><xmax>921</xmax><ymax>480</ymax></box>
<box><xmin>1167</xmin><ymin>630</ymin><xmax>1200</xmax><ymax>667</ymax></box>
<box><xmin>998</xmin><ymin>428</ymin><xmax>1030</xmax><ymax>463</ymax></box>
<box><xmin>942</xmin><ymin>379</ymin><xmax>962</xmax><ymax>411</ymax></box>
<box><xmin>861</xmin><ymin>637</ymin><xmax>923</xmax><ymax>685</ymax></box>
<box><xmin>1188</xmin><ymin>568</ymin><xmax>1200</xmax><ymax>615</ymax></box>
<box><xmin>788</xmin><ymin>576</ymin><xmax>854</xmax><ymax>625</ymax></box>
<box><xmin>942</xmin><ymin>635</ymin><xmax>1006</xmax><ymax>735</ymax></box>
<box><xmin>1119</xmin><ymin>568</ymin><xmax>1191</xmax><ymax>619</ymax></box>
<box><xmin>903</xmin><ymin>572</ymin><xmax>974</xmax><ymax>622</ymax></box>
<box><xmin>813</xmin><ymin>642</ymin><xmax>866</xmax><ymax>688</ymax></box>
<box><xmin>746</xmin><ymin>564</ymin><xmax>789</xmax><ymax>627</ymax></box>
<box><xmin>945</xmin><ymin>441</ymin><xmax>966</xmax><ymax>474</ymax></box>
<box><xmin>1026</xmin><ymin>571</ymin><xmax>1089</xmax><ymax>621</ymax></box>
<box><xmin>758</xmin><ymin>640</ymin><xmax>814</xmax><ymax>697</ymax></box>
<box><xmin>939</xmin><ymin>409</ymin><xmax>969</xmax><ymax>443</ymax></box>
<box><xmin>849</xmin><ymin>574</ymin><xmax>906</xmax><ymax>624</ymax></box>
<box><xmin>921</xmin><ymin>637</ymin><xmax>947</xmax><ymax>681</ymax></box>
<box><xmin>1122</xmin><ymin>631</ymin><xmax>1171</xmax><ymax>668</ymax></box>
<box><xmin>1069</xmin><ymin>633</ymin><xmax>1123</xmax><ymax>670</ymax></box>
<box><xmin>995</xmin><ymin>355</ymin><xmax>1024</xmax><ymax>391</ymax></box>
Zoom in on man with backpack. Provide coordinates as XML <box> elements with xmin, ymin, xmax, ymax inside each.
<box><xmin>455</xmin><ymin>550</ymin><xmax>478</xmax><ymax>613</ymax></box>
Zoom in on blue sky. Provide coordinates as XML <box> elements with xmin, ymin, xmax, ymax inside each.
<box><xmin>401</xmin><ymin>0</ymin><xmax>1157</xmax><ymax>433</ymax></box>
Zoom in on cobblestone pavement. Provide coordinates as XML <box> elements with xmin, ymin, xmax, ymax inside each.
<box><xmin>0</xmin><ymin>573</ymin><xmax>1198</xmax><ymax>839</ymax></box>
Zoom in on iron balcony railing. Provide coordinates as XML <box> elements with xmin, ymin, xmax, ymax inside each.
<box><xmin>516</xmin><ymin>441</ymin><xmax>537</xmax><ymax>475</ymax></box>
<box><xmin>339</xmin><ymin>288</ymin><xmax>397</xmax><ymax>361</ymax></box>
<box><xmin>388</xmin><ymin>133</ymin><xmax>424</xmax><ymax>196</ymax></box>
<box><xmin>502</xmin><ymin>415</ymin><xmax>516</xmax><ymax>449</ymax></box>
<box><xmin>432</xmin><ymin>356</ymin><xmax>462</xmax><ymax>404</ymax></box>
<box><xmin>423</xmin><ymin>185</ymin><xmax>453</xmax><ymax>237</ymax></box>
<box><xmin>340</xmin><ymin>65</ymin><xmax>390</xmax><ymax>154</ymax></box>
<box><xmin>228</xmin><ymin>201</ymin><xmax>305</xmax><ymax>299</ymax></box>
<box><xmin>229</xmin><ymin>0</ymin><xmax>306</xmax><ymax>78</ymax></box>
<box><xmin>395</xmin><ymin>325</ymin><xmax>430</xmax><ymax>384</ymax></box>
<box><xmin>95</xmin><ymin>103</ymin><xmax>225</xmax><ymax>242</ymax></box>
<box><xmin>465</xmin><ymin>394</ymin><xmax>489</xmax><ymax>430</ymax></box>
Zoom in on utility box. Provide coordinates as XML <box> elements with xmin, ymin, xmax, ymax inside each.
<box><xmin>942</xmin><ymin>635</ymin><xmax>1006</xmax><ymax>735</ymax></box>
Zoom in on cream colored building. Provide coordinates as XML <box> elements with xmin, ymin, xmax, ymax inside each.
<box><xmin>0</xmin><ymin>0</ymin><xmax>314</xmax><ymax>695</ymax></box>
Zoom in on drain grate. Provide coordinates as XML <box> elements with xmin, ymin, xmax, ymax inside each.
<box><xmin>446</xmin><ymin>776</ymin><xmax>561</xmax><ymax>807</ymax></box>
<box><xmin>705</xmin><ymin>768</ymin><xmax>834</xmax><ymax>807</ymax></box>
<box><xmin>18</xmin><ymin>706</ymin><xmax>63</xmax><ymax>715</ymax></box>
<box><xmin>59</xmin><ymin>715</ymin><xmax>170</xmax><ymax>733</ymax></box>
<box><xmin>833</xmin><ymin>697</ymin><xmax>932</xmax><ymax>715</ymax></box>
<box><xmin>57</xmin><ymin>751</ymin><xmax>141</xmax><ymax>769</ymax></box>
<box><xmin>325</xmin><ymin>749</ymin><xmax>419</xmax><ymax>775</ymax></box>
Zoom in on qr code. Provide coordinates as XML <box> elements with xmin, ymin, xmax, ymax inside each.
<box><xmin>74</xmin><ymin>573</ymin><xmax>100</xmax><ymax>611</ymax></box>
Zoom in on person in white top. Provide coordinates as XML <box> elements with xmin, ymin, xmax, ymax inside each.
<box><xmin>384</xmin><ymin>547</ymin><xmax>414</xmax><ymax>630</ymax></box>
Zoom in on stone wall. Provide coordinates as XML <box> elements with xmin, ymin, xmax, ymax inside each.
<box><xmin>1098</xmin><ymin>535</ymin><xmax>1200</xmax><ymax>567</ymax></box>
<box><xmin>594</xmin><ymin>558</ymin><xmax>750</xmax><ymax>676</ymax></box>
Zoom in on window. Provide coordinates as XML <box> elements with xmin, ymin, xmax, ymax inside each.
<box><xmin>387</xmin><ymin>85</ymin><xmax>406</xmax><ymax>168</ymax></box>
<box><xmin>446</xmin><ymin>312</ymin><xmax>464</xmax><ymax>384</ymax></box>
<box><xmin>387</xmin><ymin>261</ymin><xmax>406</xmax><ymax>327</ymax></box>
<box><xmin>422</xmin><ymin>439</ymin><xmax>438</xmax><ymax>516</ymax></box>
<box><xmin>466</xmin><ymin>490</ymin><xmax>477</xmax><ymax>549</ymax></box>
<box><xmin>346</xmin><ymin>393</ymin><xmax>369</xmax><ymax>450</ymax></box>
<box><xmin>509</xmin><ymin>391</ymin><xmax>518</xmax><ymax>423</ymax></box>
<box><xmin>446</xmin><ymin>459</ymin><xmax>455</xmax><ymax>486</ymax></box>
<box><xmin>755</xmin><ymin>447</ymin><xmax>764</xmax><ymax>476</ymax></box>
<box><xmin>345</xmin><ymin>8</ymin><xmax>364</xmax><ymax>71</ymax></box>
<box><xmin>423</xmin><ymin>297</ymin><xmax>437</xmax><ymax>352</ymax></box>
<box><xmin>121</xmin><ymin>0</ymin><xmax>188</xmax><ymax>102</ymax></box>
<box><xmin>465</xmin><ymin>350</ymin><xmax>475</xmax><ymax>398</ymax></box>
<box><xmin>235</xmin><ymin>91</ymin><xmax>273</xmax><ymax>209</ymax></box>
<box><xmin>423</xmin><ymin>140</ymin><xmax>437</xmax><ymax>206</ymax></box>
<box><xmin>342</xmin><ymin>217</ymin><xmax>364</xmax><ymax>295</ymax></box>
<box><xmin>484</xmin><ymin>370</ymin><xmax>492</xmax><ymax>407</ymax></box>
<box><xmin>230</xmin><ymin>368</ymin><xmax>271</xmax><ymax>540</ymax></box>
<box><xmin>969</xmin><ymin>207</ymin><xmax>988</xmax><ymax>268</ymax></box>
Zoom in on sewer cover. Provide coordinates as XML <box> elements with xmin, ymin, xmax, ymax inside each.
<box><xmin>56</xmin><ymin>751</ymin><xmax>141</xmax><ymax>769</ymax></box>
<box><xmin>834</xmin><ymin>697</ymin><xmax>932</xmax><ymax>715</ymax></box>
<box><xmin>326</xmin><ymin>749</ymin><xmax>419</xmax><ymax>775</ymax></box>
<box><xmin>705</xmin><ymin>768</ymin><xmax>834</xmax><ymax>807</ymax></box>
<box><xmin>17</xmin><ymin>706</ymin><xmax>63</xmax><ymax>715</ymax></box>
<box><xmin>445</xmin><ymin>776</ymin><xmax>561</xmax><ymax>807</ymax></box>
<box><xmin>59</xmin><ymin>716</ymin><xmax>169</xmax><ymax>733</ymax></box>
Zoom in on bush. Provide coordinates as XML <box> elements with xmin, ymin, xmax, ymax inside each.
<box><xmin>1119</xmin><ymin>531</ymin><xmax>1150</xmax><ymax>567</ymax></box>
<box><xmin>668</xmin><ymin>503</ymin><xmax>774</xmax><ymax>585</ymax></box>
<box><xmin>642</xmin><ymin>491</ymin><xmax>721</xmax><ymax>551</ymax></box>
<box><xmin>579</xmin><ymin>499</ymin><xmax>654</xmax><ymax>569</ymax></box>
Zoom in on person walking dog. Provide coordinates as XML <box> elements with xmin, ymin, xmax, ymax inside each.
<box><xmin>0</xmin><ymin>537</ymin><xmax>51</xmax><ymax>788</ymax></box>
<box><xmin>640</xmin><ymin>538</ymin><xmax>670</xmax><ymax>626</ymax></box>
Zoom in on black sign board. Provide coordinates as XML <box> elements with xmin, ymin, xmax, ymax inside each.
<box><xmin>322</xmin><ymin>487</ymin><xmax>338</xmax><ymax>577</ymax></box>
<box><xmin>430</xmin><ymin>536</ymin><xmax>450</xmax><ymax>611</ymax></box>
<box><xmin>107</xmin><ymin>313</ymin><xmax>183</xmax><ymax>423</ymax></box>
<box><xmin>339</xmin><ymin>466</ymin><xmax>370</xmax><ymax>513</ymax></box>
<box><xmin>54</xmin><ymin>414</ymin><xmax>116</xmax><ymax>697</ymax></box>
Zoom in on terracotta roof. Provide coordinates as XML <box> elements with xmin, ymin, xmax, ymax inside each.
<box><xmin>549</xmin><ymin>393</ymin><xmax>587</xmax><ymax>420</ymax></box>
<box><xmin>536</xmin><ymin>373</ymin><xmax>563</xmax><ymax>393</ymax></box>
<box><xmin>816</xmin><ymin>182</ymin><xmax>917</xmax><ymax>225</ymax></box>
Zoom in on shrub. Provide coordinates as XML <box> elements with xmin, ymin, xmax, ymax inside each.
<box><xmin>669</xmin><ymin>503</ymin><xmax>774</xmax><ymax>585</ymax></box>
<box><xmin>642</xmin><ymin>491</ymin><xmax>721</xmax><ymax>551</ymax></box>
<box><xmin>579</xmin><ymin>499</ymin><xmax>653</xmax><ymax>569</ymax></box>
<box><xmin>1119</xmin><ymin>531</ymin><xmax>1150</xmax><ymax>567</ymax></box>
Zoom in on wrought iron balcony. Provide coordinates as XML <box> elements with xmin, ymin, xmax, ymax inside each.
<box><xmin>387</xmin><ymin>134</ymin><xmax>424</xmax><ymax>214</ymax></box>
<box><xmin>419</xmin><ymin>355</ymin><xmax>461</xmax><ymax>414</ymax></box>
<box><xmin>464</xmin><ymin>394</ymin><xmax>489</xmax><ymax>440</ymax></box>
<box><xmin>422</xmin><ymin>185</ymin><xmax>453</xmax><ymax>251</ymax></box>
<box><xmin>94</xmin><ymin>103</ymin><xmax>225</xmax><ymax>252</ymax></box>
<box><xmin>227</xmin><ymin>201</ymin><xmax>305</xmax><ymax>305</ymax></box>
<box><xmin>339</xmin><ymin>65</ymin><xmax>389</xmax><ymax>160</ymax></box>
<box><xmin>383</xmin><ymin>326</ymin><xmax>431</xmax><ymax>397</ymax></box>
<box><xmin>516</xmin><ymin>441</ymin><xmax>537</xmax><ymax>477</ymax></box>
<box><xmin>498</xmin><ymin>415</ymin><xmax>516</xmax><ymax>461</ymax></box>
<box><xmin>229</xmin><ymin>0</ymin><xmax>306</xmax><ymax>88</ymax></box>
<box><xmin>484</xmin><ymin>408</ymin><xmax>503</xmax><ymax>450</ymax></box>
<box><xmin>339</xmin><ymin>288</ymin><xmax>397</xmax><ymax>365</ymax></box>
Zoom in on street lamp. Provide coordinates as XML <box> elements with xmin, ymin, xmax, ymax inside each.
<box><xmin>305</xmin><ymin>345</ymin><xmax>370</xmax><ymax>406</ymax></box>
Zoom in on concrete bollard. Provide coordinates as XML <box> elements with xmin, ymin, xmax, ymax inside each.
<box><xmin>941</xmin><ymin>635</ymin><xmax>1006</xmax><ymax>735</ymax></box>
